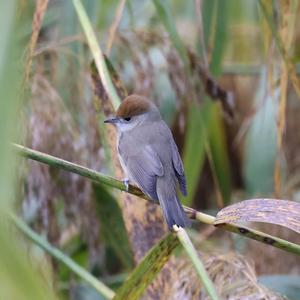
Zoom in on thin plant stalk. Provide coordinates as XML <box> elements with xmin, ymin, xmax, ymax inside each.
<box><xmin>174</xmin><ymin>226</ymin><xmax>219</xmax><ymax>300</ymax></box>
<box><xmin>72</xmin><ymin>0</ymin><xmax>121</xmax><ymax>110</ymax></box>
<box><xmin>14</xmin><ymin>143</ymin><xmax>300</xmax><ymax>256</ymax></box>
<box><xmin>11</xmin><ymin>214</ymin><xmax>115</xmax><ymax>300</ymax></box>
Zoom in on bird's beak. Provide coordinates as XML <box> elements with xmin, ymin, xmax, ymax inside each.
<box><xmin>104</xmin><ymin>117</ymin><xmax>120</xmax><ymax>124</ymax></box>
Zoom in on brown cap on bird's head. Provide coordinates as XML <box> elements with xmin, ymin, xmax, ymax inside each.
<box><xmin>104</xmin><ymin>94</ymin><xmax>160</xmax><ymax>124</ymax></box>
<box><xmin>116</xmin><ymin>95</ymin><xmax>155</xmax><ymax>119</ymax></box>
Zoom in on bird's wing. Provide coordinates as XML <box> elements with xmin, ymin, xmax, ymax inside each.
<box><xmin>171</xmin><ymin>139</ymin><xmax>187</xmax><ymax>196</ymax></box>
<box><xmin>126</xmin><ymin>145</ymin><xmax>163</xmax><ymax>201</ymax></box>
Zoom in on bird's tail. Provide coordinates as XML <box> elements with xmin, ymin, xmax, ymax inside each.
<box><xmin>156</xmin><ymin>179</ymin><xmax>191</xmax><ymax>230</ymax></box>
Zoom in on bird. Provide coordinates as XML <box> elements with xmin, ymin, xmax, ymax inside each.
<box><xmin>104</xmin><ymin>94</ymin><xmax>191</xmax><ymax>230</ymax></box>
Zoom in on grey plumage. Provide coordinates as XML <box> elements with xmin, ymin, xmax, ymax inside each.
<box><xmin>118</xmin><ymin>119</ymin><xmax>191</xmax><ymax>229</ymax></box>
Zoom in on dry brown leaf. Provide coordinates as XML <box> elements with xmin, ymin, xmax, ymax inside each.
<box><xmin>214</xmin><ymin>198</ymin><xmax>300</xmax><ymax>234</ymax></box>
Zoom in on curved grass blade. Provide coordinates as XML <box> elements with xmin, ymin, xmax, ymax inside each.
<box><xmin>209</xmin><ymin>0</ymin><xmax>228</xmax><ymax>76</ymax></box>
<box><xmin>204</xmin><ymin>102</ymin><xmax>231</xmax><ymax>205</ymax></box>
<box><xmin>113</xmin><ymin>233</ymin><xmax>180</xmax><ymax>300</ymax></box>
<box><xmin>202</xmin><ymin>0</ymin><xmax>216</xmax><ymax>54</ymax></box>
<box><xmin>181</xmin><ymin>104</ymin><xmax>206</xmax><ymax>206</ymax></box>
<box><xmin>203</xmin><ymin>0</ymin><xmax>231</xmax><ymax>205</ymax></box>
<box><xmin>195</xmin><ymin>0</ymin><xmax>233</xmax><ymax>206</ymax></box>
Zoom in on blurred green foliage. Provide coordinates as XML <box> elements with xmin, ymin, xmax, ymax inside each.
<box><xmin>0</xmin><ymin>1</ymin><xmax>55</xmax><ymax>299</ymax></box>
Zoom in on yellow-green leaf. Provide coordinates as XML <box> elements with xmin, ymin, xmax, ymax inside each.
<box><xmin>113</xmin><ymin>233</ymin><xmax>179</xmax><ymax>300</ymax></box>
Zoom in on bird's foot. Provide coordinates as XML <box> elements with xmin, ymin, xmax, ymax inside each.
<box><xmin>123</xmin><ymin>178</ymin><xmax>129</xmax><ymax>192</ymax></box>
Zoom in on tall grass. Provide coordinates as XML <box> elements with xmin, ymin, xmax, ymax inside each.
<box><xmin>0</xmin><ymin>2</ymin><xmax>55</xmax><ymax>299</ymax></box>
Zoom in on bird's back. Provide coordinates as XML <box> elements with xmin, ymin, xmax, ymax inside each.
<box><xmin>118</xmin><ymin>119</ymin><xmax>190</xmax><ymax>229</ymax></box>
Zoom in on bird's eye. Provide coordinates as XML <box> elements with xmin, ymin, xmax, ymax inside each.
<box><xmin>124</xmin><ymin>117</ymin><xmax>131</xmax><ymax>122</ymax></box>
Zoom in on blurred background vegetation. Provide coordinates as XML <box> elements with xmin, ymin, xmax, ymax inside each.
<box><xmin>1</xmin><ymin>0</ymin><xmax>300</xmax><ymax>299</ymax></box>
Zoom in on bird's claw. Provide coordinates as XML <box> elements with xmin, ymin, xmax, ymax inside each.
<box><xmin>123</xmin><ymin>178</ymin><xmax>129</xmax><ymax>192</ymax></box>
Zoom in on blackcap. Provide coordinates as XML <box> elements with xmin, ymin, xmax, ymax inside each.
<box><xmin>104</xmin><ymin>95</ymin><xmax>191</xmax><ymax>229</ymax></box>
